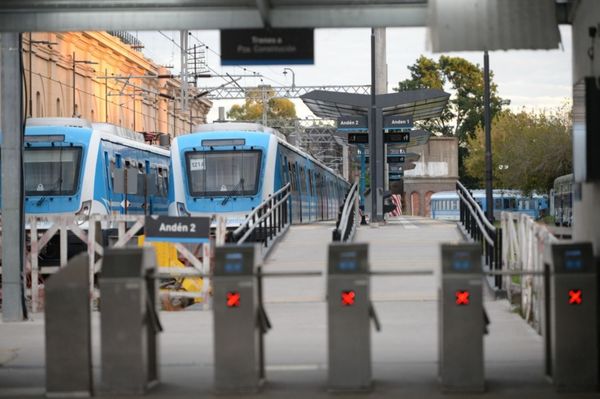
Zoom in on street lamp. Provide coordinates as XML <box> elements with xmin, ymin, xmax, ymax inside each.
<box><xmin>72</xmin><ymin>52</ymin><xmax>97</xmax><ymax>117</ymax></box>
<box><xmin>283</xmin><ymin>68</ymin><xmax>295</xmax><ymax>90</ymax></box>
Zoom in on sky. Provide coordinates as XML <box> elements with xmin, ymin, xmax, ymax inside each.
<box><xmin>133</xmin><ymin>26</ymin><xmax>573</xmax><ymax>122</ymax></box>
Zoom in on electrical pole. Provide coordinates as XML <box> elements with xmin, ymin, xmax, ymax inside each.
<box><xmin>484</xmin><ymin>50</ymin><xmax>493</xmax><ymax>222</ymax></box>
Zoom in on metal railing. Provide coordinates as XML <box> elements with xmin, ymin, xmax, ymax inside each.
<box><xmin>456</xmin><ymin>181</ymin><xmax>503</xmax><ymax>291</ymax></box>
<box><xmin>332</xmin><ymin>182</ymin><xmax>359</xmax><ymax>242</ymax></box>
<box><xmin>501</xmin><ymin>211</ymin><xmax>558</xmax><ymax>333</ymax></box>
<box><xmin>0</xmin><ymin>214</ymin><xmax>223</xmax><ymax>312</ymax></box>
<box><xmin>229</xmin><ymin>183</ymin><xmax>291</xmax><ymax>253</ymax></box>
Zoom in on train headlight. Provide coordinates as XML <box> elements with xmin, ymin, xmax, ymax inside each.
<box><xmin>177</xmin><ymin>202</ymin><xmax>191</xmax><ymax>217</ymax></box>
<box><xmin>76</xmin><ymin>200</ymin><xmax>92</xmax><ymax>217</ymax></box>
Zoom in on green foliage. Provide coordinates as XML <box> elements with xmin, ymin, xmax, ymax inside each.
<box><xmin>464</xmin><ymin>106</ymin><xmax>572</xmax><ymax>194</ymax></box>
<box><xmin>395</xmin><ymin>55</ymin><xmax>506</xmax><ymax>186</ymax></box>
<box><xmin>227</xmin><ymin>86</ymin><xmax>297</xmax><ymax>121</ymax></box>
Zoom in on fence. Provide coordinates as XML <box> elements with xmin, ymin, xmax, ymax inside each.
<box><xmin>0</xmin><ymin>214</ymin><xmax>225</xmax><ymax>312</ymax></box>
<box><xmin>501</xmin><ymin>211</ymin><xmax>558</xmax><ymax>333</ymax></box>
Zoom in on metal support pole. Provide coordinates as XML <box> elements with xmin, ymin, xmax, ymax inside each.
<box><xmin>72</xmin><ymin>51</ymin><xmax>76</xmax><ymax>117</ymax></box>
<box><xmin>484</xmin><ymin>51</ymin><xmax>493</xmax><ymax>222</ymax></box>
<box><xmin>1</xmin><ymin>32</ymin><xmax>27</xmax><ymax>321</ymax></box>
<box><xmin>28</xmin><ymin>33</ymin><xmax>33</xmax><ymax>117</ymax></box>
<box><xmin>359</xmin><ymin>144</ymin><xmax>366</xmax><ymax>207</ymax></box>
<box><xmin>104</xmin><ymin>69</ymin><xmax>108</xmax><ymax>122</ymax></box>
<box><xmin>369</xmin><ymin>28</ymin><xmax>378</xmax><ymax>223</ymax></box>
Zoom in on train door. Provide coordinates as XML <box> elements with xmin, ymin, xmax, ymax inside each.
<box><xmin>307</xmin><ymin>168</ymin><xmax>314</xmax><ymax>222</ymax></box>
<box><xmin>291</xmin><ymin>162</ymin><xmax>301</xmax><ymax>223</ymax></box>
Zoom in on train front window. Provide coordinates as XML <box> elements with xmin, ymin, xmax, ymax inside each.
<box><xmin>186</xmin><ymin>150</ymin><xmax>261</xmax><ymax>196</ymax></box>
<box><xmin>24</xmin><ymin>147</ymin><xmax>82</xmax><ymax>196</ymax></box>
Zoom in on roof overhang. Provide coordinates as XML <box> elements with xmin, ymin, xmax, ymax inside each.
<box><xmin>300</xmin><ymin>89</ymin><xmax>450</xmax><ymax>120</ymax></box>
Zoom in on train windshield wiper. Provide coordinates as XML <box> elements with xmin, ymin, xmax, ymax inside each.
<box><xmin>221</xmin><ymin>178</ymin><xmax>245</xmax><ymax>206</ymax></box>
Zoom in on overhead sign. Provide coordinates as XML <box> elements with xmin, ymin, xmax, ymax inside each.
<box><xmin>348</xmin><ymin>133</ymin><xmax>369</xmax><ymax>144</ymax></box>
<box><xmin>384</xmin><ymin>132</ymin><xmax>410</xmax><ymax>144</ymax></box>
<box><xmin>220</xmin><ymin>28</ymin><xmax>314</xmax><ymax>65</ymax></box>
<box><xmin>145</xmin><ymin>216</ymin><xmax>210</xmax><ymax>243</ymax></box>
<box><xmin>383</xmin><ymin>115</ymin><xmax>413</xmax><ymax>131</ymax></box>
<box><xmin>387</xmin><ymin>155</ymin><xmax>406</xmax><ymax>164</ymax></box>
<box><xmin>337</xmin><ymin>116</ymin><xmax>368</xmax><ymax>132</ymax></box>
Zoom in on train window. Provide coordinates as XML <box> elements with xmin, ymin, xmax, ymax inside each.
<box><xmin>24</xmin><ymin>147</ymin><xmax>83</xmax><ymax>196</ymax></box>
<box><xmin>185</xmin><ymin>150</ymin><xmax>261</xmax><ymax>196</ymax></box>
<box><xmin>495</xmin><ymin>199</ymin><xmax>502</xmax><ymax>209</ymax></box>
<box><xmin>300</xmin><ymin>167</ymin><xmax>307</xmax><ymax>193</ymax></box>
<box><xmin>308</xmin><ymin>170</ymin><xmax>314</xmax><ymax>195</ymax></box>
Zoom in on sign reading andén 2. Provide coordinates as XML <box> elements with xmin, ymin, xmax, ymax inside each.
<box><xmin>220</xmin><ymin>28</ymin><xmax>314</xmax><ymax>65</ymax></box>
<box><xmin>145</xmin><ymin>216</ymin><xmax>211</xmax><ymax>243</ymax></box>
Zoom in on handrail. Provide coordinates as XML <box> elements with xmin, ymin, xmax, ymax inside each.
<box><xmin>333</xmin><ymin>182</ymin><xmax>359</xmax><ymax>242</ymax></box>
<box><xmin>456</xmin><ymin>180</ymin><xmax>496</xmax><ymax>232</ymax></box>
<box><xmin>457</xmin><ymin>190</ymin><xmax>494</xmax><ymax>246</ymax></box>
<box><xmin>230</xmin><ymin>183</ymin><xmax>291</xmax><ymax>248</ymax></box>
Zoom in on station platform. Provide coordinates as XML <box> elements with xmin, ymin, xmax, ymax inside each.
<box><xmin>0</xmin><ymin>217</ymin><xmax>596</xmax><ymax>398</ymax></box>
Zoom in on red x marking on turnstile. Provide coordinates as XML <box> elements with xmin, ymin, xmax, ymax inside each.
<box><xmin>226</xmin><ymin>291</ymin><xmax>240</xmax><ymax>308</ymax></box>
<box><xmin>455</xmin><ymin>290</ymin><xmax>470</xmax><ymax>305</ymax></box>
<box><xmin>341</xmin><ymin>290</ymin><xmax>356</xmax><ymax>306</ymax></box>
<box><xmin>568</xmin><ymin>289</ymin><xmax>582</xmax><ymax>305</ymax></box>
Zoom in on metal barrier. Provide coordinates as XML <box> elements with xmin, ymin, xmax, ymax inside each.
<box><xmin>544</xmin><ymin>242</ymin><xmax>597</xmax><ymax>392</ymax></box>
<box><xmin>44</xmin><ymin>253</ymin><xmax>93</xmax><ymax>397</ymax></box>
<box><xmin>501</xmin><ymin>211</ymin><xmax>558</xmax><ymax>331</ymax></box>
<box><xmin>327</xmin><ymin>242</ymin><xmax>379</xmax><ymax>392</ymax></box>
<box><xmin>229</xmin><ymin>183</ymin><xmax>291</xmax><ymax>256</ymax></box>
<box><xmin>456</xmin><ymin>181</ymin><xmax>503</xmax><ymax>291</ymax></box>
<box><xmin>439</xmin><ymin>243</ymin><xmax>484</xmax><ymax>392</ymax></box>
<box><xmin>213</xmin><ymin>244</ymin><xmax>266</xmax><ymax>393</ymax></box>
<box><xmin>99</xmin><ymin>247</ymin><xmax>161</xmax><ymax>395</ymax></box>
<box><xmin>0</xmin><ymin>214</ymin><xmax>222</xmax><ymax>312</ymax></box>
<box><xmin>332</xmin><ymin>182</ymin><xmax>359</xmax><ymax>242</ymax></box>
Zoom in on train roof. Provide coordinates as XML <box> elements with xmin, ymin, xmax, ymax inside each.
<box><xmin>25</xmin><ymin>118</ymin><xmax>168</xmax><ymax>156</ymax></box>
<box><xmin>26</xmin><ymin>117</ymin><xmax>92</xmax><ymax>129</ymax></box>
<box><xmin>431</xmin><ymin>189</ymin><xmax>546</xmax><ymax>200</ymax></box>
<box><xmin>193</xmin><ymin>122</ymin><xmax>286</xmax><ymax>140</ymax></box>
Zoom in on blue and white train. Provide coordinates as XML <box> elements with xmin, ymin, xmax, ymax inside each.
<box><xmin>169</xmin><ymin>123</ymin><xmax>350</xmax><ymax>226</ymax></box>
<box><xmin>430</xmin><ymin>189</ymin><xmax>549</xmax><ymax>221</ymax></box>
<box><xmin>21</xmin><ymin>118</ymin><xmax>170</xmax><ymax>217</ymax></box>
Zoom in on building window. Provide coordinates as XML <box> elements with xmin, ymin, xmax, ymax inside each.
<box><xmin>35</xmin><ymin>91</ymin><xmax>42</xmax><ymax>117</ymax></box>
<box><xmin>91</xmin><ymin>109</ymin><xmax>94</xmax><ymax>122</ymax></box>
<box><xmin>56</xmin><ymin>98</ymin><xmax>61</xmax><ymax>117</ymax></box>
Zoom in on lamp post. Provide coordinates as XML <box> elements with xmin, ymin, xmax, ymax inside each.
<box><xmin>72</xmin><ymin>52</ymin><xmax>97</xmax><ymax>117</ymax></box>
<box><xmin>283</xmin><ymin>68</ymin><xmax>296</xmax><ymax>90</ymax></box>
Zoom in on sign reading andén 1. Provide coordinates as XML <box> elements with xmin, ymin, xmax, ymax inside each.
<box><xmin>220</xmin><ymin>28</ymin><xmax>314</xmax><ymax>65</ymax></box>
<box><xmin>383</xmin><ymin>115</ymin><xmax>413</xmax><ymax>131</ymax></box>
<box><xmin>145</xmin><ymin>216</ymin><xmax>210</xmax><ymax>243</ymax></box>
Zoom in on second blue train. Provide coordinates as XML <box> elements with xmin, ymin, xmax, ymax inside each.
<box><xmin>168</xmin><ymin>123</ymin><xmax>350</xmax><ymax>226</ymax></box>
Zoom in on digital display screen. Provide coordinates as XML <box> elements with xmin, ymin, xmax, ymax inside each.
<box><xmin>564</xmin><ymin>249</ymin><xmax>583</xmax><ymax>270</ymax></box>
<box><xmin>25</xmin><ymin>135</ymin><xmax>65</xmax><ymax>142</ymax></box>
<box><xmin>202</xmin><ymin>139</ymin><xmax>245</xmax><ymax>147</ymax></box>
<box><xmin>338</xmin><ymin>251</ymin><xmax>358</xmax><ymax>272</ymax></box>
<box><xmin>452</xmin><ymin>251</ymin><xmax>471</xmax><ymax>271</ymax></box>
<box><xmin>224</xmin><ymin>252</ymin><xmax>243</xmax><ymax>273</ymax></box>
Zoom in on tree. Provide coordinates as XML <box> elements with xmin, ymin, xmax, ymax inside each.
<box><xmin>395</xmin><ymin>55</ymin><xmax>506</xmax><ymax>186</ymax></box>
<box><xmin>227</xmin><ymin>86</ymin><xmax>297</xmax><ymax>122</ymax></box>
<box><xmin>464</xmin><ymin>106</ymin><xmax>572</xmax><ymax>193</ymax></box>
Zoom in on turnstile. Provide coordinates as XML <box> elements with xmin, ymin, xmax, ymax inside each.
<box><xmin>545</xmin><ymin>242</ymin><xmax>598</xmax><ymax>392</ymax></box>
<box><xmin>45</xmin><ymin>253</ymin><xmax>93</xmax><ymax>397</ymax></box>
<box><xmin>213</xmin><ymin>244</ymin><xmax>264</xmax><ymax>393</ymax></box>
<box><xmin>439</xmin><ymin>243</ymin><xmax>484</xmax><ymax>392</ymax></box>
<box><xmin>327</xmin><ymin>242</ymin><xmax>379</xmax><ymax>392</ymax></box>
<box><xmin>99</xmin><ymin>247</ymin><xmax>161</xmax><ymax>395</ymax></box>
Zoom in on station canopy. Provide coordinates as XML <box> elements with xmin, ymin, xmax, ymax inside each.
<box><xmin>300</xmin><ymin>89</ymin><xmax>450</xmax><ymax>121</ymax></box>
